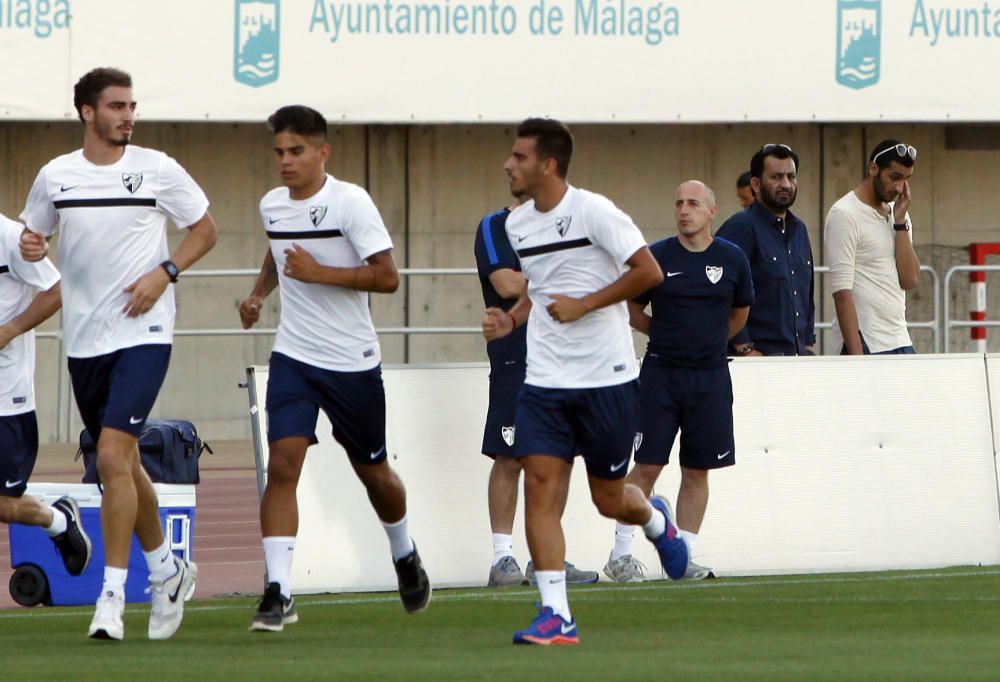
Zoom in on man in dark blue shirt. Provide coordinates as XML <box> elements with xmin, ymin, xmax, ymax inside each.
<box><xmin>716</xmin><ymin>144</ymin><xmax>815</xmax><ymax>356</ymax></box>
<box><xmin>604</xmin><ymin>180</ymin><xmax>753</xmax><ymax>583</ymax></box>
<box><xmin>473</xmin><ymin>200</ymin><xmax>597</xmax><ymax>589</ymax></box>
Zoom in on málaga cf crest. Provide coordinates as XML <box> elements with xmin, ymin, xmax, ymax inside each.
<box><xmin>501</xmin><ymin>426</ymin><xmax>515</xmax><ymax>447</ymax></box>
<box><xmin>309</xmin><ymin>205</ymin><xmax>328</xmax><ymax>227</ymax></box>
<box><xmin>122</xmin><ymin>173</ymin><xmax>143</xmax><ymax>194</ymax></box>
<box><xmin>705</xmin><ymin>266</ymin><xmax>723</xmax><ymax>284</ymax></box>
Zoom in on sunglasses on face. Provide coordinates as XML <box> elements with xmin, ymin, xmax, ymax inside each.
<box><xmin>872</xmin><ymin>143</ymin><xmax>917</xmax><ymax>163</ymax></box>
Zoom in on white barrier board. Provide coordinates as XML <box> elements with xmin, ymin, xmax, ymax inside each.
<box><xmin>247</xmin><ymin>355</ymin><xmax>1000</xmax><ymax>594</ymax></box>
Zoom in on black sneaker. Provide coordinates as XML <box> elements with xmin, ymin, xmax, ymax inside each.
<box><xmin>248</xmin><ymin>582</ymin><xmax>298</xmax><ymax>632</ymax></box>
<box><xmin>51</xmin><ymin>496</ymin><xmax>92</xmax><ymax>576</ymax></box>
<box><xmin>394</xmin><ymin>543</ymin><xmax>431</xmax><ymax>614</ymax></box>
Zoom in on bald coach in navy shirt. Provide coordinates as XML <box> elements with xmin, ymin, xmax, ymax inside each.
<box><xmin>603</xmin><ymin>180</ymin><xmax>753</xmax><ymax>583</ymax></box>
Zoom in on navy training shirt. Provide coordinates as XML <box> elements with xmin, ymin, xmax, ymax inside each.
<box><xmin>636</xmin><ymin>237</ymin><xmax>754</xmax><ymax>368</ymax></box>
<box><xmin>474</xmin><ymin>208</ymin><xmax>527</xmax><ymax>375</ymax></box>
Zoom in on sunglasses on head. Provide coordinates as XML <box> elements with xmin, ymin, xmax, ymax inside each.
<box><xmin>872</xmin><ymin>143</ymin><xmax>917</xmax><ymax>163</ymax></box>
<box><xmin>761</xmin><ymin>143</ymin><xmax>793</xmax><ymax>154</ymax></box>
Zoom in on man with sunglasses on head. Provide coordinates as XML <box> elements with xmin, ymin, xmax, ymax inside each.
<box><xmin>825</xmin><ymin>140</ymin><xmax>920</xmax><ymax>355</ymax></box>
<box><xmin>716</xmin><ymin>144</ymin><xmax>815</xmax><ymax>357</ymax></box>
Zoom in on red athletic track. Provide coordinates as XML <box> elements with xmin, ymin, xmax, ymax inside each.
<box><xmin>0</xmin><ymin>442</ymin><xmax>264</xmax><ymax>610</ymax></box>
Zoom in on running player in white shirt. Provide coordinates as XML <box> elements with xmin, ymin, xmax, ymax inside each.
<box><xmin>19</xmin><ymin>68</ymin><xmax>218</xmax><ymax>641</ymax></box>
<box><xmin>0</xmin><ymin>214</ymin><xmax>93</xmax><ymax>579</ymax></box>
<box><xmin>239</xmin><ymin>106</ymin><xmax>430</xmax><ymax>632</ymax></box>
<box><xmin>482</xmin><ymin>118</ymin><xmax>689</xmax><ymax>645</ymax></box>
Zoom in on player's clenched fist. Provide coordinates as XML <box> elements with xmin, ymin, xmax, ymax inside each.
<box><xmin>239</xmin><ymin>295</ymin><xmax>265</xmax><ymax>329</ymax></box>
<box><xmin>482</xmin><ymin>307</ymin><xmax>513</xmax><ymax>341</ymax></box>
<box><xmin>19</xmin><ymin>228</ymin><xmax>48</xmax><ymax>262</ymax></box>
<box><xmin>546</xmin><ymin>294</ymin><xmax>588</xmax><ymax>323</ymax></box>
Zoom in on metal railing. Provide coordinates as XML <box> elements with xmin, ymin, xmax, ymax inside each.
<box><xmin>172</xmin><ymin>268</ymin><xmax>481</xmax><ymax>337</ymax></box>
<box><xmin>792</xmin><ymin>265</ymin><xmax>939</xmax><ymax>352</ymax></box>
<box><xmin>35</xmin><ymin>263</ymin><xmax>944</xmax><ymax>440</ymax></box>
<box><xmin>943</xmin><ymin>264</ymin><xmax>1000</xmax><ymax>353</ymax></box>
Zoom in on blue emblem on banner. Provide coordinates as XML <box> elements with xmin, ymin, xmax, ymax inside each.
<box><xmin>234</xmin><ymin>0</ymin><xmax>280</xmax><ymax>87</ymax></box>
<box><xmin>836</xmin><ymin>0</ymin><xmax>881</xmax><ymax>90</ymax></box>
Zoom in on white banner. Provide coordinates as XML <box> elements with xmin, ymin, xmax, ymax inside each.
<box><xmin>0</xmin><ymin>0</ymin><xmax>997</xmax><ymax>122</ymax></box>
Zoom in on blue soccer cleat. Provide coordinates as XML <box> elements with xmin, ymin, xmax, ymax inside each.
<box><xmin>648</xmin><ymin>495</ymin><xmax>690</xmax><ymax>580</ymax></box>
<box><xmin>512</xmin><ymin>604</ymin><xmax>579</xmax><ymax>646</ymax></box>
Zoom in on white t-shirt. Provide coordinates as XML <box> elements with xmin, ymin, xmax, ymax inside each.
<box><xmin>20</xmin><ymin>145</ymin><xmax>209</xmax><ymax>358</ymax></box>
<box><xmin>0</xmin><ymin>215</ymin><xmax>61</xmax><ymax>416</ymax></box>
<box><xmin>505</xmin><ymin>186</ymin><xmax>647</xmax><ymax>389</ymax></box>
<box><xmin>825</xmin><ymin>190</ymin><xmax>913</xmax><ymax>353</ymax></box>
<box><xmin>262</xmin><ymin>175</ymin><xmax>393</xmax><ymax>372</ymax></box>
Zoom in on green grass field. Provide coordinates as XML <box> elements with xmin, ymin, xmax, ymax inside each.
<box><xmin>1</xmin><ymin>566</ymin><xmax>998</xmax><ymax>681</ymax></box>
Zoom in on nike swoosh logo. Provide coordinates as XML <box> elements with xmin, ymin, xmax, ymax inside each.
<box><xmin>667</xmin><ymin>272</ymin><xmax>683</xmax><ymax>277</ymax></box>
<box><xmin>609</xmin><ymin>459</ymin><xmax>628</xmax><ymax>473</ymax></box>
<box><xmin>60</xmin><ymin>184</ymin><xmax>79</xmax><ymax>192</ymax></box>
<box><xmin>268</xmin><ymin>217</ymin><xmax>281</xmax><ymax>225</ymax></box>
<box><xmin>129</xmin><ymin>416</ymin><xmax>143</xmax><ymax>424</ymax></box>
<box><xmin>4</xmin><ymin>480</ymin><xmax>23</xmax><ymax>489</ymax></box>
<box><xmin>717</xmin><ymin>451</ymin><xmax>731</xmax><ymax>460</ymax></box>
<box><xmin>370</xmin><ymin>445</ymin><xmax>386</xmax><ymax>460</ymax></box>
<box><xmin>517</xmin><ymin>235</ymin><xmax>528</xmax><ymax>242</ymax></box>
<box><xmin>560</xmin><ymin>622</ymin><xmax>575</xmax><ymax>634</ymax></box>
<box><xmin>168</xmin><ymin>565</ymin><xmax>185</xmax><ymax>603</ymax></box>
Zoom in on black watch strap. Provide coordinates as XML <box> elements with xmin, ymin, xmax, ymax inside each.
<box><xmin>893</xmin><ymin>222</ymin><xmax>909</xmax><ymax>232</ymax></box>
<box><xmin>160</xmin><ymin>260</ymin><xmax>180</xmax><ymax>283</ymax></box>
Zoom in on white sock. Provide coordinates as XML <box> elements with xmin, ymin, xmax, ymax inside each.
<box><xmin>535</xmin><ymin>570</ymin><xmax>571</xmax><ymax>621</ymax></box>
<box><xmin>102</xmin><ymin>566</ymin><xmax>128</xmax><ymax>597</ymax></box>
<box><xmin>610</xmin><ymin>522</ymin><xmax>635</xmax><ymax>560</ymax></box>
<box><xmin>144</xmin><ymin>540</ymin><xmax>176</xmax><ymax>582</ymax></box>
<box><xmin>263</xmin><ymin>536</ymin><xmax>296</xmax><ymax>599</ymax></box>
<box><xmin>642</xmin><ymin>501</ymin><xmax>666</xmax><ymax>539</ymax></box>
<box><xmin>383</xmin><ymin>516</ymin><xmax>415</xmax><ymax>561</ymax></box>
<box><xmin>679</xmin><ymin>529</ymin><xmax>698</xmax><ymax>555</ymax></box>
<box><xmin>492</xmin><ymin>533</ymin><xmax>514</xmax><ymax>566</ymax></box>
<box><xmin>44</xmin><ymin>506</ymin><xmax>67</xmax><ymax>537</ymax></box>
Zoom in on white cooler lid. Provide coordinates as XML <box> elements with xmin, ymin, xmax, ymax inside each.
<box><xmin>24</xmin><ymin>482</ymin><xmax>196</xmax><ymax>507</ymax></box>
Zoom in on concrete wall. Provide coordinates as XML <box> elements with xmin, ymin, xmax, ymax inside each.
<box><xmin>1</xmin><ymin>121</ymin><xmax>997</xmax><ymax>442</ymax></box>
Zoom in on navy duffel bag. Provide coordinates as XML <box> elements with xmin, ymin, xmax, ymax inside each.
<box><xmin>77</xmin><ymin>420</ymin><xmax>211</xmax><ymax>485</ymax></box>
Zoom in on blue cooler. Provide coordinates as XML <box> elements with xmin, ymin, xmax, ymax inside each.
<box><xmin>8</xmin><ymin>483</ymin><xmax>196</xmax><ymax>607</ymax></box>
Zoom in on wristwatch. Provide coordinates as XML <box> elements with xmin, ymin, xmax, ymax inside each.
<box><xmin>893</xmin><ymin>222</ymin><xmax>909</xmax><ymax>232</ymax></box>
<box><xmin>734</xmin><ymin>342</ymin><xmax>755</xmax><ymax>356</ymax></box>
<box><xmin>160</xmin><ymin>260</ymin><xmax>180</xmax><ymax>283</ymax></box>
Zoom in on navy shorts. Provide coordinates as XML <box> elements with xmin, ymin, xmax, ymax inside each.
<box><xmin>68</xmin><ymin>344</ymin><xmax>171</xmax><ymax>443</ymax></box>
<box><xmin>481</xmin><ymin>371</ymin><xmax>523</xmax><ymax>458</ymax></box>
<box><xmin>513</xmin><ymin>380</ymin><xmax>639</xmax><ymax>480</ymax></box>
<box><xmin>634</xmin><ymin>357</ymin><xmax>735</xmax><ymax>471</ymax></box>
<box><xmin>0</xmin><ymin>412</ymin><xmax>38</xmax><ymax>498</ymax></box>
<box><xmin>266</xmin><ymin>352</ymin><xmax>388</xmax><ymax>464</ymax></box>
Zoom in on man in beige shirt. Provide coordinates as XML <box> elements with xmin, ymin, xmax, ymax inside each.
<box><xmin>825</xmin><ymin>140</ymin><xmax>921</xmax><ymax>354</ymax></box>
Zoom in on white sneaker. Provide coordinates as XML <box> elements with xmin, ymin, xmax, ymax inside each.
<box><xmin>603</xmin><ymin>554</ymin><xmax>647</xmax><ymax>583</ymax></box>
<box><xmin>147</xmin><ymin>555</ymin><xmax>198</xmax><ymax>640</ymax></box>
<box><xmin>683</xmin><ymin>561</ymin><xmax>716</xmax><ymax>580</ymax></box>
<box><xmin>88</xmin><ymin>590</ymin><xmax>125</xmax><ymax>640</ymax></box>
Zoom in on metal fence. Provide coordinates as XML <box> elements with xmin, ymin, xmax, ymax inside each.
<box><xmin>943</xmin><ymin>264</ymin><xmax>1000</xmax><ymax>353</ymax></box>
<box><xmin>35</xmin><ymin>263</ymin><xmax>952</xmax><ymax>440</ymax></box>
